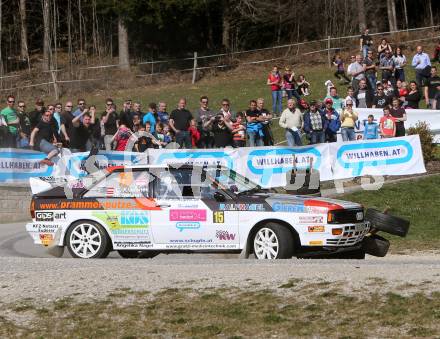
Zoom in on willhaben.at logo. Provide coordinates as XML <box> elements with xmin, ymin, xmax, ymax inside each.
<box><xmin>216</xmin><ymin>230</ymin><xmax>236</xmax><ymax>241</ymax></box>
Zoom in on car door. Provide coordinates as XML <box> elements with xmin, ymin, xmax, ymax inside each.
<box><xmin>148</xmin><ymin>167</ymin><xmax>239</xmax><ymax>249</ymax></box>
<box><xmin>83</xmin><ymin>169</ymin><xmax>154</xmax><ymax>249</ymax></box>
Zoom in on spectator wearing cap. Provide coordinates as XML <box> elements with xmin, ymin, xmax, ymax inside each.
<box><xmin>29</xmin><ymin>98</ymin><xmax>45</xmax><ymax>130</ymax></box>
<box><xmin>412</xmin><ymin>46</ymin><xmax>431</xmax><ymax>87</ymax></box>
<box><xmin>340</xmin><ymin>99</ymin><xmax>358</xmax><ymax>142</ymax></box>
<box><xmin>321</xmin><ymin>98</ymin><xmax>341</xmax><ymax>143</ymax></box>
<box><xmin>279</xmin><ymin>98</ymin><xmax>303</xmax><ymax>147</ymax></box>
<box><xmin>303</xmin><ymin>100</ymin><xmax>327</xmax><ymax>144</ymax></box>
<box><xmin>324</xmin><ymin>87</ymin><xmax>343</xmax><ymax>114</ymax></box>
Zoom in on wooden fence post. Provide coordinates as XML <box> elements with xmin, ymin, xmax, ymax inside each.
<box><xmin>327</xmin><ymin>35</ymin><xmax>331</xmax><ymax>68</ymax></box>
<box><xmin>50</xmin><ymin>69</ymin><xmax>59</xmax><ymax>100</ymax></box>
<box><xmin>192</xmin><ymin>51</ymin><xmax>198</xmax><ymax>84</ymax></box>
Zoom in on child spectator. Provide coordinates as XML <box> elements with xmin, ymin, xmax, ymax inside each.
<box><xmin>363</xmin><ymin>115</ymin><xmax>379</xmax><ymax>140</ymax></box>
<box><xmin>155</xmin><ymin>123</ymin><xmax>170</xmax><ymax>147</ymax></box>
<box><xmin>379</xmin><ymin>107</ymin><xmax>396</xmax><ymax>138</ymax></box>
<box><xmin>188</xmin><ymin>120</ymin><xmax>200</xmax><ymax>148</ymax></box>
<box><xmin>231</xmin><ymin>112</ymin><xmax>246</xmax><ymax>147</ymax></box>
<box><xmin>297</xmin><ymin>75</ymin><xmax>310</xmax><ymax>96</ymax></box>
<box><xmin>332</xmin><ymin>55</ymin><xmax>350</xmax><ymax>84</ymax></box>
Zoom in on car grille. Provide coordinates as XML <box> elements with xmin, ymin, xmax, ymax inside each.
<box><xmin>331</xmin><ymin>209</ymin><xmax>364</xmax><ymax>224</ymax></box>
<box><xmin>326</xmin><ymin>223</ymin><xmax>370</xmax><ymax>246</ymax></box>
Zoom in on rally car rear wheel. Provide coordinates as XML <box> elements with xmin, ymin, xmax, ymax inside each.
<box><xmin>253</xmin><ymin>223</ymin><xmax>294</xmax><ymax>259</ymax></box>
<box><xmin>66</xmin><ymin>221</ymin><xmax>110</xmax><ymax>259</ymax></box>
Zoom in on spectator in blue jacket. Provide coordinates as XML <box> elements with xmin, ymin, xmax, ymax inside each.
<box><xmin>321</xmin><ymin>98</ymin><xmax>341</xmax><ymax>143</ymax></box>
<box><xmin>303</xmin><ymin>100</ymin><xmax>327</xmax><ymax>144</ymax></box>
<box><xmin>363</xmin><ymin>114</ymin><xmax>379</xmax><ymax>140</ymax></box>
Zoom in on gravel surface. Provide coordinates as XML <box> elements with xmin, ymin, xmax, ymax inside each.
<box><xmin>0</xmin><ymin>255</ymin><xmax>440</xmax><ymax>303</ymax></box>
<box><xmin>1</xmin><ymin>222</ymin><xmax>440</xmax><ymax>304</ymax></box>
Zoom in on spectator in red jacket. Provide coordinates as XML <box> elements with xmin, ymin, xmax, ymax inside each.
<box><xmin>188</xmin><ymin>120</ymin><xmax>200</xmax><ymax>148</ymax></box>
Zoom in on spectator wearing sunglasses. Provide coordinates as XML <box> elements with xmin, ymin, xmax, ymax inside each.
<box><xmin>0</xmin><ymin>95</ymin><xmax>19</xmax><ymax>148</ymax></box>
<box><xmin>29</xmin><ymin>110</ymin><xmax>59</xmax><ymax>166</ymax></box>
<box><xmin>16</xmin><ymin>101</ymin><xmax>31</xmax><ymax>148</ymax></box>
<box><xmin>73</xmin><ymin>98</ymin><xmax>86</xmax><ymax>118</ymax></box>
<box><xmin>340</xmin><ymin>99</ymin><xmax>358</xmax><ymax>142</ymax></box>
<box><xmin>29</xmin><ymin>98</ymin><xmax>45</xmax><ymax>130</ymax></box>
<box><xmin>372</xmin><ymin>86</ymin><xmax>390</xmax><ymax>108</ymax></box>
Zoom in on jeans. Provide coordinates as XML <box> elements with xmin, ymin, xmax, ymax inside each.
<box><xmin>286</xmin><ymin>129</ymin><xmax>302</xmax><ymax>147</ymax></box>
<box><xmin>362</xmin><ymin>45</ymin><xmax>370</xmax><ymax>59</ymax></box>
<box><xmin>395</xmin><ymin>68</ymin><xmax>405</xmax><ymax>81</ymax></box>
<box><xmin>39</xmin><ymin>139</ymin><xmax>58</xmax><ymax>154</ymax></box>
<box><xmin>309</xmin><ymin>130</ymin><xmax>325</xmax><ymax>144</ymax></box>
<box><xmin>176</xmin><ymin>130</ymin><xmax>192</xmax><ymax>149</ymax></box>
<box><xmin>271</xmin><ymin>90</ymin><xmax>283</xmax><ymax>114</ymax></box>
<box><xmin>247</xmin><ymin>131</ymin><xmax>264</xmax><ymax>147</ymax></box>
<box><xmin>285</xmin><ymin>89</ymin><xmax>301</xmax><ymax>101</ymax></box>
<box><xmin>341</xmin><ymin>127</ymin><xmax>356</xmax><ymax>141</ymax></box>
<box><xmin>366</xmin><ymin>73</ymin><xmax>377</xmax><ymax>92</ymax></box>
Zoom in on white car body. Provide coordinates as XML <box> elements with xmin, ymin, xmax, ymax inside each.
<box><xmin>26</xmin><ymin>165</ymin><xmax>370</xmax><ymax>258</ymax></box>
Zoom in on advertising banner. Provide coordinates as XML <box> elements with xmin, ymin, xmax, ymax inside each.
<box><xmin>0</xmin><ymin>135</ymin><xmax>426</xmax><ymax>186</ymax></box>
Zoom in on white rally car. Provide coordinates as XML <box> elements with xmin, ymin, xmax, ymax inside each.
<box><xmin>26</xmin><ymin>165</ymin><xmax>408</xmax><ymax>259</ymax></box>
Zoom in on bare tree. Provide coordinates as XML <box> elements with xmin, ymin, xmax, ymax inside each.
<box><xmin>0</xmin><ymin>0</ymin><xmax>3</xmax><ymax>77</ymax></box>
<box><xmin>402</xmin><ymin>0</ymin><xmax>408</xmax><ymax>30</ymax></box>
<box><xmin>357</xmin><ymin>0</ymin><xmax>366</xmax><ymax>32</ymax></box>
<box><xmin>427</xmin><ymin>0</ymin><xmax>434</xmax><ymax>27</ymax></box>
<box><xmin>118</xmin><ymin>17</ymin><xmax>129</xmax><ymax>70</ymax></box>
<box><xmin>19</xmin><ymin>0</ymin><xmax>29</xmax><ymax>66</ymax></box>
<box><xmin>386</xmin><ymin>0</ymin><xmax>397</xmax><ymax>31</ymax></box>
<box><xmin>222</xmin><ymin>0</ymin><xmax>231</xmax><ymax>49</ymax></box>
<box><xmin>42</xmin><ymin>0</ymin><xmax>51</xmax><ymax>71</ymax></box>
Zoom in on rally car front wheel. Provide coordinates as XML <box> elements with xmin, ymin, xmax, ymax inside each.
<box><xmin>66</xmin><ymin>221</ymin><xmax>111</xmax><ymax>259</ymax></box>
<box><xmin>253</xmin><ymin>223</ymin><xmax>294</xmax><ymax>259</ymax></box>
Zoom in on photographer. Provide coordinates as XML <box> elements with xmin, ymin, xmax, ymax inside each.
<box><xmin>203</xmin><ymin>113</ymin><xmax>233</xmax><ymax>148</ymax></box>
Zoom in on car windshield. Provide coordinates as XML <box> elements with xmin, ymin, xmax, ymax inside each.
<box><xmin>204</xmin><ymin>167</ymin><xmax>261</xmax><ymax>195</ymax></box>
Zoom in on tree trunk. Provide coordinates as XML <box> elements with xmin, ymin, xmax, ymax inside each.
<box><xmin>222</xmin><ymin>1</ymin><xmax>230</xmax><ymax>50</ymax></box>
<box><xmin>0</xmin><ymin>0</ymin><xmax>3</xmax><ymax>77</ymax></box>
<box><xmin>67</xmin><ymin>0</ymin><xmax>73</xmax><ymax>75</ymax></box>
<box><xmin>42</xmin><ymin>0</ymin><xmax>51</xmax><ymax>71</ymax></box>
<box><xmin>402</xmin><ymin>0</ymin><xmax>408</xmax><ymax>30</ymax></box>
<box><xmin>357</xmin><ymin>0</ymin><xmax>366</xmax><ymax>32</ymax></box>
<box><xmin>19</xmin><ymin>0</ymin><xmax>29</xmax><ymax>64</ymax></box>
<box><xmin>118</xmin><ymin>17</ymin><xmax>129</xmax><ymax>70</ymax></box>
<box><xmin>427</xmin><ymin>0</ymin><xmax>434</xmax><ymax>27</ymax></box>
<box><xmin>386</xmin><ymin>0</ymin><xmax>397</xmax><ymax>31</ymax></box>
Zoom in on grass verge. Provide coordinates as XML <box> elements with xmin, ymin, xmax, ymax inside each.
<box><xmin>1</xmin><ymin>286</ymin><xmax>440</xmax><ymax>338</ymax></box>
<box><xmin>340</xmin><ymin>175</ymin><xmax>440</xmax><ymax>252</ymax></box>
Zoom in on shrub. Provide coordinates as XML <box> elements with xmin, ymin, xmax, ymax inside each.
<box><xmin>407</xmin><ymin>121</ymin><xmax>435</xmax><ymax>163</ymax></box>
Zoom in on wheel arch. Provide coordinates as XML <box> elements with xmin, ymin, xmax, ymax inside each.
<box><xmin>246</xmin><ymin>219</ymin><xmax>300</xmax><ymax>254</ymax></box>
<box><xmin>63</xmin><ymin>218</ymin><xmax>113</xmax><ymax>249</ymax></box>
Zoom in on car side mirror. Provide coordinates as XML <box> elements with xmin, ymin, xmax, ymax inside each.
<box><xmin>214</xmin><ymin>191</ymin><xmax>226</xmax><ymax>202</ymax></box>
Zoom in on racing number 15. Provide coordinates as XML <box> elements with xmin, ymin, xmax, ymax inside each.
<box><xmin>213</xmin><ymin>211</ymin><xmax>224</xmax><ymax>223</ymax></box>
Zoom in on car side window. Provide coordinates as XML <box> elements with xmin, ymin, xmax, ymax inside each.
<box><xmin>153</xmin><ymin>168</ymin><xmax>223</xmax><ymax>200</ymax></box>
<box><xmin>84</xmin><ymin>171</ymin><xmax>152</xmax><ymax>198</ymax></box>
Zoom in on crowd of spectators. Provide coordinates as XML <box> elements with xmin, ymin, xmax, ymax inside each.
<box><xmin>0</xmin><ymin>31</ymin><xmax>439</xmax><ymax>166</ymax></box>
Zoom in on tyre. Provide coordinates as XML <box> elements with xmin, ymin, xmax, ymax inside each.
<box><xmin>365</xmin><ymin>208</ymin><xmax>410</xmax><ymax>237</ymax></box>
<box><xmin>362</xmin><ymin>234</ymin><xmax>390</xmax><ymax>257</ymax></box>
<box><xmin>66</xmin><ymin>221</ymin><xmax>111</xmax><ymax>259</ymax></box>
<box><xmin>252</xmin><ymin>223</ymin><xmax>294</xmax><ymax>259</ymax></box>
<box><xmin>118</xmin><ymin>250</ymin><xmax>141</xmax><ymax>258</ymax></box>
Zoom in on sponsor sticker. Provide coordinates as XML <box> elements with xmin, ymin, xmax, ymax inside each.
<box><xmin>215</xmin><ymin>230</ymin><xmax>236</xmax><ymax>241</ymax></box>
<box><xmin>39</xmin><ymin>233</ymin><xmax>54</xmax><ymax>246</ymax></box>
<box><xmin>299</xmin><ymin>215</ymin><xmax>324</xmax><ymax>224</ymax></box>
<box><xmin>218</xmin><ymin>203</ymin><xmax>265</xmax><ymax>211</ymax></box>
<box><xmin>35</xmin><ymin>211</ymin><xmax>66</xmax><ymax>221</ymax></box>
<box><xmin>308</xmin><ymin>226</ymin><xmax>325</xmax><ymax>233</ymax></box>
<box><xmin>272</xmin><ymin>202</ymin><xmax>305</xmax><ymax>213</ymax></box>
<box><xmin>309</xmin><ymin>240</ymin><xmax>323</xmax><ymax>245</ymax></box>
<box><xmin>176</xmin><ymin>222</ymin><xmax>201</xmax><ymax>232</ymax></box>
<box><xmin>169</xmin><ymin>209</ymin><xmax>207</xmax><ymax>221</ymax></box>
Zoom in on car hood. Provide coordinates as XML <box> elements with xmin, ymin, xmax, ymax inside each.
<box><xmin>257</xmin><ymin>193</ymin><xmax>362</xmax><ymax>212</ymax></box>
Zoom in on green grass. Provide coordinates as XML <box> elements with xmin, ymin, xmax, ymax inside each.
<box><xmin>2</xmin><ymin>287</ymin><xmax>440</xmax><ymax>338</ymax></box>
<box><xmin>340</xmin><ymin>175</ymin><xmax>440</xmax><ymax>252</ymax></box>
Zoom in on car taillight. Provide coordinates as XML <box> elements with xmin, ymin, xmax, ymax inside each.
<box><xmin>30</xmin><ymin>199</ymin><xmax>35</xmax><ymax>219</ymax></box>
